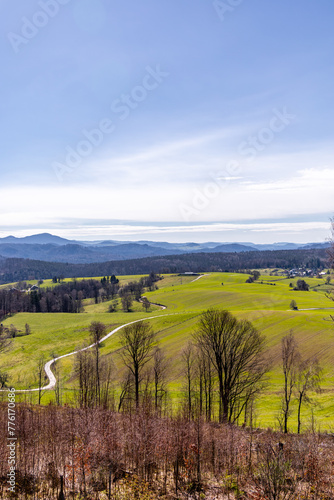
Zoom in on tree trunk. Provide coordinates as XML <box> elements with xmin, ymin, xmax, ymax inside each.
<box><xmin>188</xmin><ymin>377</ymin><xmax>192</xmax><ymax>420</ymax></box>
<box><xmin>297</xmin><ymin>392</ymin><xmax>303</xmax><ymax>434</ymax></box>
<box><xmin>135</xmin><ymin>365</ymin><xmax>139</xmax><ymax>407</ymax></box>
<box><xmin>155</xmin><ymin>377</ymin><xmax>158</xmax><ymax>410</ymax></box>
<box><xmin>222</xmin><ymin>399</ymin><xmax>229</xmax><ymax>423</ymax></box>
<box><xmin>220</xmin><ymin>380</ymin><xmax>229</xmax><ymax>423</ymax></box>
<box><xmin>284</xmin><ymin>409</ymin><xmax>288</xmax><ymax>434</ymax></box>
<box><xmin>96</xmin><ymin>347</ymin><xmax>100</xmax><ymax>406</ymax></box>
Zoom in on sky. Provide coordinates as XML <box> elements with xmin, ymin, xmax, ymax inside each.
<box><xmin>0</xmin><ymin>0</ymin><xmax>333</xmax><ymax>244</ymax></box>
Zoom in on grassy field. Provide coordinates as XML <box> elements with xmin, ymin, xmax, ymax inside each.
<box><xmin>0</xmin><ymin>274</ymin><xmax>151</xmax><ymax>290</ymax></box>
<box><xmin>1</xmin><ymin>271</ymin><xmax>334</xmax><ymax>431</ymax></box>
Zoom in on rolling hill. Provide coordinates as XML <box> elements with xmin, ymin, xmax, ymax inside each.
<box><xmin>2</xmin><ymin>271</ymin><xmax>334</xmax><ymax>431</ymax></box>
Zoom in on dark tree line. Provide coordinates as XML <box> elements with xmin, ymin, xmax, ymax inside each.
<box><xmin>0</xmin><ymin>278</ymin><xmax>116</xmax><ymax>318</ymax></box>
<box><xmin>0</xmin><ymin>248</ymin><xmax>328</xmax><ymax>284</ymax></box>
<box><xmin>0</xmin><ymin>272</ymin><xmax>162</xmax><ymax>320</ymax></box>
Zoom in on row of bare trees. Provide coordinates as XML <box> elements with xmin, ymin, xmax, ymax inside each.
<box><xmin>195</xmin><ymin>309</ymin><xmax>267</xmax><ymax>423</ymax></box>
<box><xmin>69</xmin><ymin>308</ymin><xmax>324</xmax><ymax>436</ymax></box>
<box><xmin>178</xmin><ymin>309</ymin><xmax>268</xmax><ymax>424</ymax></box>
<box><xmin>70</xmin><ymin>309</ymin><xmax>269</xmax><ymax>426</ymax></box>
<box><xmin>74</xmin><ymin>322</ymin><xmax>114</xmax><ymax>408</ymax></box>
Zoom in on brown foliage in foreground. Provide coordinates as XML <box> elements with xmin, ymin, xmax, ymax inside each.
<box><xmin>1</xmin><ymin>403</ymin><xmax>334</xmax><ymax>499</ymax></box>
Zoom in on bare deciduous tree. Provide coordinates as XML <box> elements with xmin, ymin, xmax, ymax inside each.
<box><xmin>75</xmin><ymin>347</ymin><xmax>95</xmax><ymax>408</ymax></box>
<box><xmin>296</xmin><ymin>357</ymin><xmax>322</xmax><ymax>434</ymax></box>
<box><xmin>194</xmin><ymin>308</ymin><xmax>267</xmax><ymax>423</ymax></box>
<box><xmin>256</xmin><ymin>443</ymin><xmax>297</xmax><ymax>500</ymax></box>
<box><xmin>280</xmin><ymin>332</ymin><xmax>300</xmax><ymax>434</ymax></box>
<box><xmin>152</xmin><ymin>346</ymin><xmax>169</xmax><ymax>411</ymax></box>
<box><xmin>75</xmin><ymin>344</ymin><xmax>114</xmax><ymax>409</ymax></box>
<box><xmin>142</xmin><ymin>297</ymin><xmax>151</xmax><ymax>312</ymax></box>
<box><xmin>119</xmin><ymin>321</ymin><xmax>156</xmax><ymax>407</ymax></box>
<box><xmin>51</xmin><ymin>355</ymin><xmax>62</xmax><ymax>405</ymax></box>
<box><xmin>37</xmin><ymin>355</ymin><xmax>46</xmax><ymax>404</ymax></box>
<box><xmin>99</xmin><ymin>356</ymin><xmax>115</xmax><ymax>409</ymax></box>
<box><xmin>0</xmin><ymin>327</ymin><xmax>11</xmax><ymax>352</ymax></box>
<box><xmin>121</xmin><ymin>293</ymin><xmax>133</xmax><ymax>312</ymax></box>
<box><xmin>196</xmin><ymin>345</ymin><xmax>214</xmax><ymax>421</ymax></box>
<box><xmin>0</xmin><ymin>370</ymin><xmax>8</xmax><ymax>388</ymax></box>
<box><xmin>118</xmin><ymin>369</ymin><xmax>134</xmax><ymax>412</ymax></box>
<box><xmin>9</xmin><ymin>324</ymin><xmax>17</xmax><ymax>338</ymax></box>
<box><xmin>0</xmin><ymin>329</ymin><xmax>11</xmax><ymax>388</ymax></box>
<box><xmin>89</xmin><ymin>321</ymin><xmax>106</xmax><ymax>405</ymax></box>
<box><xmin>182</xmin><ymin>342</ymin><xmax>196</xmax><ymax>420</ymax></box>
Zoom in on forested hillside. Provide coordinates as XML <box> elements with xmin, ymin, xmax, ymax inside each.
<box><xmin>0</xmin><ymin>248</ymin><xmax>328</xmax><ymax>284</ymax></box>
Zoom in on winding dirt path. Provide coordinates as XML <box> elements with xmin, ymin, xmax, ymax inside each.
<box><xmin>140</xmin><ymin>297</ymin><xmax>167</xmax><ymax>310</ymax></box>
<box><xmin>191</xmin><ymin>273</ymin><xmax>210</xmax><ymax>282</ymax></box>
<box><xmin>15</xmin><ymin>313</ymin><xmax>173</xmax><ymax>393</ymax></box>
<box><xmin>286</xmin><ymin>307</ymin><xmax>334</xmax><ymax>311</ymax></box>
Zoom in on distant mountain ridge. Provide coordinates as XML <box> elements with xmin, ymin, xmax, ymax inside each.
<box><xmin>0</xmin><ymin>233</ymin><xmax>330</xmax><ymax>264</ymax></box>
<box><xmin>0</xmin><ymin>233</ymin><xmax>73</xmax><ymax>245</ymax></box>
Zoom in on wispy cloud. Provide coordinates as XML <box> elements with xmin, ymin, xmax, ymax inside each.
<box><xmin>79</xmin><ymin>126</ymin><xmax>247</xmax><ymax>184</ymax></box>
<box><xmin>0</xmin><ymin>167</ymin><xmax>333</xmax><ymax>232</ymax></box>
<box><xmin>0</xmin><ymin>220</ymin><xmax>330</xmax><ymax>245</ymax></box>
<box><xmin>103</xmin><ymin>129</ymin><xmax>236</xmax><ymax>165</ymax></box>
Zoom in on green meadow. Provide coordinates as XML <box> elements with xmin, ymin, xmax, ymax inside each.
<box><xmin>1</xmin><ymin>271</ymin><xmax>334</xmax><ymax>431</ymax></box>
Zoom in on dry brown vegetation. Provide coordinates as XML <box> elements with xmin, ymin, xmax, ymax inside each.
<box><xmin>1</xmin><ymin>402</ymin><xmax>334</xmax><ymax>499</ymax></box>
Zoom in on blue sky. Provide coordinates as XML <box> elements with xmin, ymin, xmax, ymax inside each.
<box><xmin>0</xmin><ymin>0</ymin><xmax>333</xmax><ymax>243</ymax></box>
